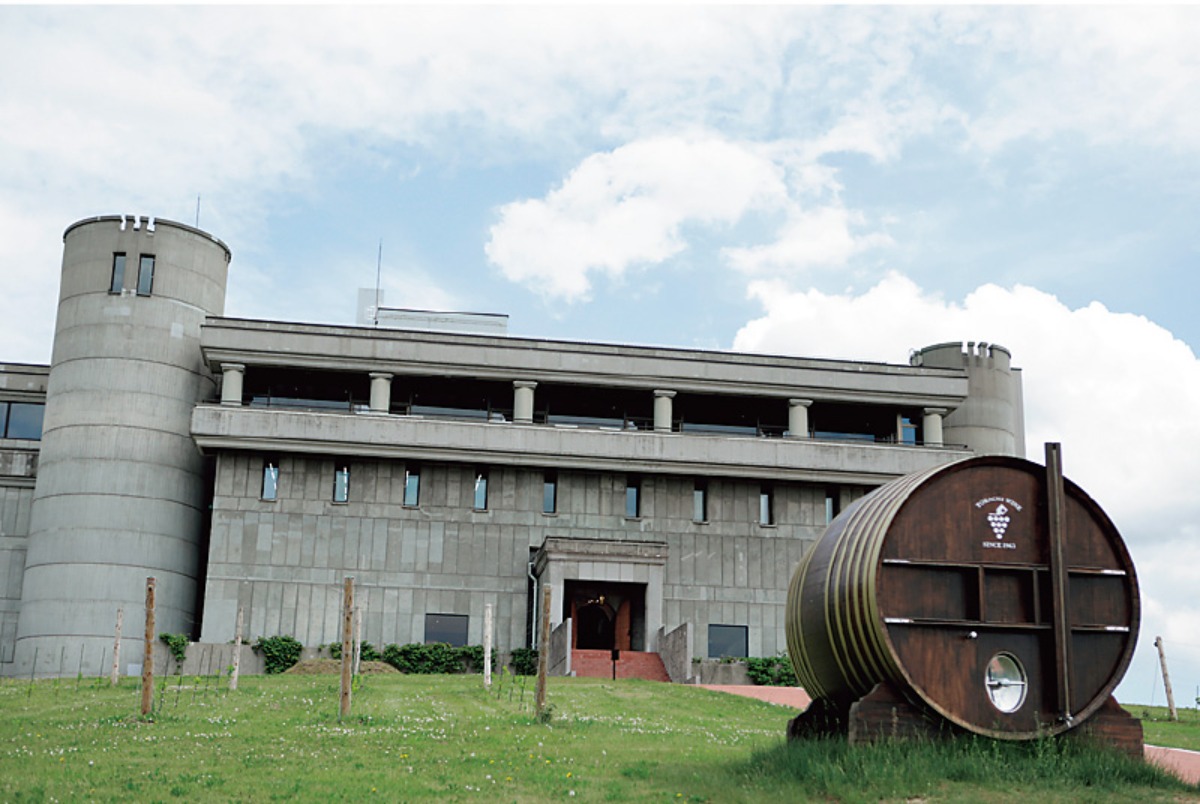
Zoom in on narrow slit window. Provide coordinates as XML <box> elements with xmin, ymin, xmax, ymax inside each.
<box><xmin>403</xmin><ymin>466</ymin><xmax>421</xmax><ymax>507</ymax></box>
<box><xmin>333</xmin><ymin>463</ymin><xmax>350</xmax><ymax>503</ymax></box>
<box><xmin>543</xmin><ymin>471</ymin><xmax>557</xmax><ymax>514</ymax></box>
<box><xmin>136</xmin><ymin>254</ymin><xmax>155</xmax><ymax>296</ymax></box>
<box><xmin>261</xmin><ymin>460</ymin><xmax>279</xmax><ymax>501</ymax></box>
<box><xmin>109</xmin><ymin>253</ymin><xmax>126</xmax><ymax>293</ymax></box>
<box><xmin>473</xmin><ymin>469</ymin><xmax>489</xmax><ymax>511</ymax></box>
<box><xmin>625</xmin><ymin>477</ymin><xmax>641</xmax><ymax>519</ymax></box>
<box><xmin>759</xmin><ymin>486</ymin><xmax>774</xmax><ymax>526</ymax></box>
<box><xmin>693</xmin><ymin>480</ymin><xmax>708</xmax><ymax>523</ymax></box>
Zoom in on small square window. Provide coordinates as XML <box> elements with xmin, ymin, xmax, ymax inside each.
<box><xmin>759</xmin><ymin>486</ymin><xmax>774</xmax><ymax>526</ymax></box>
<box><xmin>403</xmin><ymin>466</ymin><xmax>420</xmax><ymax>507</ymax></box>
<box><xmin>708</xmin><ymin>624</ymin><xmax>748</xmax><ymax>659</ymax></box>
<box><xmin>109</xmin><ymin>253</ymin><xmax>126</xmax><ymax>293</ymax></box>
<box><xmin>473</xmin><ymin>469</ymin><xmax>489</xmax><ymax>511</ymax></box>
<box><xmin>136</xmin><ymin>254</ymin><xmax>155</xmax><ymax>296</ymax></box>
<box><xmin>261</xmin><ymin>460</ymin><xmax>279</xmax><ymax>501</ymax></box>
<box><xmin>693</xmin><ymin>480</ymin><xmax>708</xmax><ymax>523</ymax></box>
<box><xmin>425</xmin><ymin>613</ymin><xmax>468</xmax><ymax>647</ymax></box>
<box><xmin>5</xmin><ymin>402</ymin><xmax>44</xmax><ymax>441</ymax></box>
<box><xmin>333</xmin><ymin>463</ymin><xmax>350</xmax><ymax>503</ymax></box>
<box><xmin>625</xmin><ymin>477</ymin><xmax>641</xmax><ymax>519</ymax></box>
<box><xmin>543</xmin><ymin>472</ymin><xmax>557</xmax><ymax>514</ymax></box>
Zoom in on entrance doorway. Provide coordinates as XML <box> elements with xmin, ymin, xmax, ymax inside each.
<box><xmin>563</xmin><ymin>580</ymin><xmax>646</xmax><ymax>651</ymax></box>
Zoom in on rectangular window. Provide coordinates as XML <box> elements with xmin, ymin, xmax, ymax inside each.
<box><xmin>4</xmin><ymin>402</ymin><xmax>44</xmax><ymax>440</ymax></box>
<box><xmin>403</xmin><ymin>466</ymin><xmax>421</xmax><ymax>507</ymax></box>
<box><xmin>0</xmin><ymin>403</ymin><xmax>7</xmax><ymax>437</ymax></box>
<box><xmin>473</xmin><ymin>469</ymin><xmax>489</xmax><ymax>511</ymax></box>
<box><xmin>261</xmin><ymin>460</ymin><xmax>279</xmax><ymax>501</ymax></box>
<box><xmin>708</xmin><ymin>624</ymin><xmax>748</xmax><ymax>659</ymax></box>
<box><xmin>333</xmin><ymin>463</ymin><xmax>350</xmax><ymax>503</ymax></box>
<box><xmin>825</xmin><ymin>487</ymin><xmax>840</xmax><ymax>525</ymax></box>
<box><xmin>425</xmin><ymin>613</ymin><xmax>468</xmax><ymax>647</ymax></box>
<box><xmin>693</xmin><ymin>480</ymin><xmax>708</xmax><ymax>523</ymax></box>
<box><xmin>542</xmin><ymin>471</ymin><xmax>557</xmax><ymax>514</ymax></box>
<box><xmin>759</xmin><ymin>486</ymin><xmax>774</xmax><ymax>526</ymax></box>
<box><xmin>109</xmin><ymin>253</ymin><xmax>126</xmax><ymax>293</ymax></box>
<box><xmin>136</xmin><ymin>254</ymin><xmax>155</xmax><ymax>296</ymax></box>
<box><xmin>625</xmin><ymin>477</ymin><xmax>641</xmax><ymax>518</ymax></box>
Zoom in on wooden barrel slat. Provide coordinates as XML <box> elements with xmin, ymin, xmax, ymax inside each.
<box><xmin>786</xmin><ymin>455</ymin><xmax>1139</xmax><ymax>739</ymax></box>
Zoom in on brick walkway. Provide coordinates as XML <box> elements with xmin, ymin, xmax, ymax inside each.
<box><xmin>697</xmin><ymin>685</ymin><xmax>1200</xmax><ymax>786</ymax></box>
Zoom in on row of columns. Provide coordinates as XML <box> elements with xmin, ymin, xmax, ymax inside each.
<box><xmin>218</xmin><ymin>364</ymin><xmax>946</xmax><ymax>444</ymax></box>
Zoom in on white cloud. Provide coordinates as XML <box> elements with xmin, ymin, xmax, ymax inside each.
<box><xmin>724</xmin><ymin>206</ymin><xmax>893</xmax><ymax>276</ymax></box>
<box><xmin>733</xmin><ymin>273</ymin><xmax>1200</xmax><ymax>702</ymax></box>
<box><xmin>485</xmin><ymin>136</ymin><xmax>791</xmax><ymax>300</ymax></box>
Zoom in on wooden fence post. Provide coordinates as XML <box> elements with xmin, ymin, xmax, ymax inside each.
<box><xmin>140</xmin><ymin>578</ymin><xmax>156</xmax><ymax>717</ymax></box>
<box><xmin>483</xmin><ymin>603</ymin><xmax>493</xmax><ymax>689</ymax></box>
<box><xmin>230</xmin><ymin>605</ymin><xmax>244</xmax><ymax>691</ymax></box>
<box><xmin>339</xmin><ymin>577</ymin><xmax>354</xmax><ymax>720</ymax></box>
<box><xmin>535</xmin><ymin>587</ymin><xmax>551</xmax><ymax>718</ymax></box>
<box><xmin>1155</xmin><ymin>636</ymin><xmax>1178</xmax><ymax>721</ymax></box>
<box><xmin>110</xmin><ymin>607</ymin><xmax>123</xmax><ymax>686</ymax></box>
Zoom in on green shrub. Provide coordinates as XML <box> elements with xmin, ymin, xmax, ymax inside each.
<box><xmin>510</xmin><ymin>647</ymin><xmax>539</xmax><ymax>676</ymax></box>
<box><xmin>745</xmin><ymin>653</ymin><xmax>798</xmax><ymax>686</ymax></box>
<box><xmin>380</xmin><ymin>642</ymin><xmax>494</xmax><ymax>674</ymax></box>
<box><xmin>326</xmin><ymin>641</ymin><xmax>381</xmax><ymax>662</ymax></box>
<box><xmin>158</xmin><ymin>633</ymin><xmax>189</xmax><ymax>667</ymax></box>
<box><xmin>253</xmin><ymin>635</ymin><xmax>303</xmax><ymax>674</ymax></box>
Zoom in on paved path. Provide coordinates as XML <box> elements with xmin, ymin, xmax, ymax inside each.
<box><xmin>697</xmin><ymin>685</ymin><xmax>1200</xmax><ymax>786</ymax></box>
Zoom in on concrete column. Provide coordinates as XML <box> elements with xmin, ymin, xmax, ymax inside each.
<box><xmin>220</xmin><ymin>363</ymin><xmax>245</xmax><ymax>406</ymax></box>
<box><xmin>513</xmin><ymin>380</ymin><xmax>537</xmax><ymax>424</ymax></box>
<box><xmin>368</xmin><ymin>372</ymin><xmax>393</xmax><ymax>414</ymax></box>
<box><xmin>923</xmin><ymin>407</ymin><xmax>947</xmax><ymax>447</ymax></box>
<box><xmin>787</xmin><ymin>398</ymin><xmax>812</xmax><ymax>439</ymax></box>
<box><xmin>653</xmin><ymin>390</ymin><xmax>676</xmax><ymax>432</ymax></box>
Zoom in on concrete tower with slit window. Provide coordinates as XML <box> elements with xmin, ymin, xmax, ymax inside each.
<box><xmin>12</xmin><ymin>215</ymin><xmax>230</xmax><ymax>677</ymax></box>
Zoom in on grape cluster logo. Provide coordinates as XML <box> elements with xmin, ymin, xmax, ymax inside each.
<box><xmin>987</xmin><ymin>504</ymin><xmax>1011</xmax><ymax>539</ymax></box>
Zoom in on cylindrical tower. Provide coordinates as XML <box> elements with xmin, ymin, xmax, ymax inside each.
<box><xmin>912</xmin><ymin>342</ymin><xmax>1025</xmax><ymax>457</ymax></box>
<box><xmin>13</xmin><ymin>215</ymin><xmax>230</xmax><ymax>676</ymax></box>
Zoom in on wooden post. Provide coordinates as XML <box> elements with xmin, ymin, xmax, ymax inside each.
<box><xmin>229</xmin><ymin>605</ymin><xmax>244</xmax><ymax>691</ymax></box>
<box><xmin>110</xmin><ymin>607</ymin><xmax>123</xmax><ymax>686</ymax></box>
<box><xmin>483</xmin><ymin>603</ymin><xmax>493</xmax><ymax>689</ymax></box>
<box><xmin>535</xmin><ymin>586</ymin><xmax>551</xmax><ymax>718</ymax></box>
<box><xmin>1154</xmin><ymin>636</ymin><xmax>1178</xmax><ymax>721</ymax></box>
<box><xmin>353</xmin><ymin>606</ymin><xmax>362</xmax><ymax>677</ymax></box>
<box><xmin>1045</xmin><ymin>443</ymin><xmax>1073</xmax><ymax>723</ymax></box>
<box><xmin>339</xmin><ymin>577</ymin><xmax>354</xmax><ymax>720</ymax></box>
<box><xmin>141</xmin><ymin>578</ymin><xmax>156</xmax><ymax>717</ymax></box>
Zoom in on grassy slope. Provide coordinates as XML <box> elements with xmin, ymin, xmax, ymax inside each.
<box><xmin>0</xmin><ymin>674</ymin><xmax>1195</xmax><ymax>803</ymax></box>
<box><xmin>1137</xmin><ymin>704</ymin><xmax>1200</xmax><ymax>752</ymax></box>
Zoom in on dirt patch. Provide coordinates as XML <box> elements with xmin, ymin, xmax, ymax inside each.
<box><xmin>284</xmin><ymin>659</ymin><xmax>399</xmax><ymax>675</ymax></box>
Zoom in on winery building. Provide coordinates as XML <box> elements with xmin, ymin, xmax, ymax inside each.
<box><xmin>0</xmin><ymin>215</ymin><xmax>1025</xmax><ymax>680</ymax></box>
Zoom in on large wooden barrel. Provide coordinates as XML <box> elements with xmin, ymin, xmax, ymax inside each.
<box><xmin>786</xmin><ymin>452</ymin><xmax>1138</xmax><ymax>739</ymax></box>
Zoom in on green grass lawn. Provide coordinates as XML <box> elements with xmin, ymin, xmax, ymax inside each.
<box><xmin>0</xmin><ymin>673</ymin><xmax>1195</xmax><ymax>802</ymax></box>
<box><xmin>1137</xmin><ymin>703</ymin><xmax>1200</xmax><ymax>752</ymax></box>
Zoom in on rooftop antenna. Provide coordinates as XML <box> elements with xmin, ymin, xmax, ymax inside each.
<box><xmin>195</xmin><ymin>194</ymin><xmax>201</xmax><ymax>228</ymax></box>
<box><xmin>374</xmin><ymin>239</ymin><xmax>382</xmax><ymax>327</ymax></box>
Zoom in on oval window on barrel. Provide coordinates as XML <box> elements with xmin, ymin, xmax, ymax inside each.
<box><xmin>985</xmin><ymin>653</ymin><xmax>1028</xmax><ymax>713</ymax></box>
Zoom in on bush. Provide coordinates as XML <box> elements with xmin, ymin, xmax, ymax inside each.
<box><xmin>326</xmin><ymin>641</ymin><xmax>381</xmax><ymax>662</ymax></box>
<box><xmin>158</xmin><ymin>633</ymin><xmax>189</xmax><ymax>668</ymax></box>
<box><xmin>381</xmin><ymin>642</ymin><xmax>494</xmax><ymax>675</ymax></box>
<box><xmin>746</xmin><ymin>653</ymin><xmax>799</xmax><ymax>686</ymax></box>
<box><xmin>253</xmin><ymin>635</ymin><xmax>303</xmax><ymax>674</ymax></box>
<box><xmin>510</xmin><ymin>647</ymin><xmax>539</xmax><ymax>676</ymax></box>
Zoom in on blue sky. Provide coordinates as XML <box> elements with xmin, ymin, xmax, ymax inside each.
<box><xmin>2</xmin><ymin>6</ymin><xmax>1198</xmax><ymax>705</ymax></box>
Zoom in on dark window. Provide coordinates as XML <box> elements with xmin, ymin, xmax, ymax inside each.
<box><xmin>4</xmin><ymin>402</ymin><xmax>44</xmax><ymax>440</ymax></box>
<box><xmin>261</xmin><ymin>460</ymin><xmax>279</xmax><ymax>501</ymax></box>
<box><xmin>473</xmin><ymin>469</ymin><xmax>488</xmax><ymax>510</ymax></box>
<box><xmin>693</xmin><ymin>480</ymin><xmax>708</xmax><ymax>523</ymax></box>
<box><xmin>425</xmin><ymin>613</ymin><xmax>468</xmax><ymax>647</ymax></box>
<box><xmin>109</xmin><ymin>253</ymin><xmax>126</xmax><ymax>293</ymax></box>
<box><xmin>333</xmin><ymin>462</ymin><xmax>350</xmax><ymax>503</ymax></box>
<box><xmin>543</xmin><ymin>472</ymin><xmax>557</xmax><ymax>514</ymax></box>
<box><xmin>403</xmin><ymin>466</ymin><xmax>420</xmax><ymax>507</ymax></box>
<box><xmin>759</xmin><ymin>486</ymin><xmax>774</xmax><ymax>526</ymax></box>
<box><xmin>0</xmin><ymin>403</ymin><xmax>6</xmax><ymax>437</ymax></box>
<box><xmin>625</xmin><ymin>477</ymin><xmax>640</xmax><ymax>518</ymax></box>
<box><xmin>136</xmin><ymin>254</ymin><xmax>155</xmax><ymax>296</ymax></box>
<box><xmin>708</xmin><ymin>624</ymin><xmax>748</xmax><ymax>659</ymax></box>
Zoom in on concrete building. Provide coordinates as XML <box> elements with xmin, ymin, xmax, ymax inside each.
<box><xmin>0</xmin><ymin>215</ymin><xmax>1024</xmax><ymax>680</ymax></box>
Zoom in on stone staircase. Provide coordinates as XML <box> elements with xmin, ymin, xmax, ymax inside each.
<box><xmin>570</xmin><ymin>649</ymin><xmax>671</xmax><ymax>682</ymax></box>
